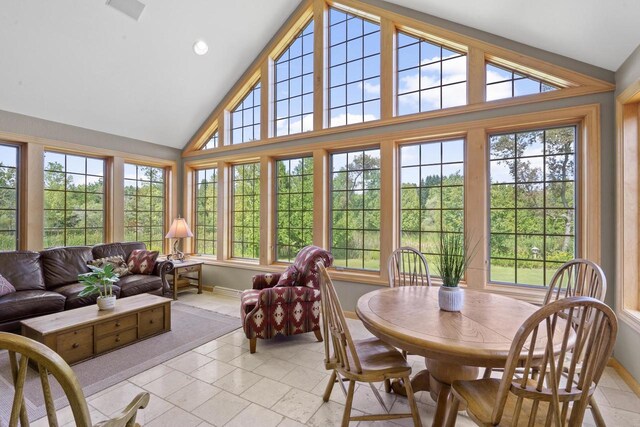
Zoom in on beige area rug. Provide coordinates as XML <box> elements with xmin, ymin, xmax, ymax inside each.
<box><xmin>0</xmin><ymin>302</ymin><xmax>241</xmax><ymax>423</ymax></box>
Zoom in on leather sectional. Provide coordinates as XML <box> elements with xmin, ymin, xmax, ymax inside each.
<box><xmin>0</xmin><ymin>242</ymin><xmax>174</xmax><ymax>332</ymax></box>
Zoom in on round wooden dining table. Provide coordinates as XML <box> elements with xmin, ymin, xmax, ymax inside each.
<box><xmin>356</xmin><ymin>286</ymin><xmax>559</xmax><ymax>427</ymax></box>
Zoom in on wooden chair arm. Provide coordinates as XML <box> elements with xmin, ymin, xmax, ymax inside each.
<box><xmin>93</xmin><ymin>392</ymin><xmax>150</xmax><ymax>427</ymax></box>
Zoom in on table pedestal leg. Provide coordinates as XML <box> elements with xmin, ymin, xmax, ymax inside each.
<box><xmin>427</xmin><ymin>359</ymin><xmax>478</xmax><ymax>427</ymax></box>
<box><xmin>390</xmin><ymin>369</ymin><xmax>430</xmax><ymax>395</ymax></box>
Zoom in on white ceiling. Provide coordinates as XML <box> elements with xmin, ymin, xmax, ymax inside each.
<box><xmin>0</xmin><ymin>0</ymin><xmax>637</xmax><ymax>149</ymax></box>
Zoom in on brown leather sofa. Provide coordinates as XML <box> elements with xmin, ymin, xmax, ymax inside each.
<box><xmin>0</xmin><ymin>242</ymin><xmax>174</xmax><ymax>332</ymax></box>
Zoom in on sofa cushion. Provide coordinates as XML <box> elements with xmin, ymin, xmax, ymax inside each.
<box><xmin>0</xmin><ymin>251</ymin><xmax>46</xmax><ymax>291</ymax></box>
<box><xmin>117</xmin><ymin>274</ymin><xmax>163</xmax><ymax>297</ymax></box>
<box><xmin>89</xmin><ymin>255</ymin><xmax>130</xmax><ymax>277</ymax></box>
<box><xmin>127</xmin><ymin>249</ymin><xmax>158</xmax><ymax>275</ymax></box>
<box><xmin>0</xmin><ymin>274</ymin><xmax>16</xmax><ymax>297</ymax></box>
<box><xmin>0</xmin><ymin>290</ymin><xmax>66</xmax><ymax>322</ymax></box>
<box><xmin>54</xmin><ymin>282</ymin><xmax>122</xmax><ymax>310</ymax></box>
<box><xmin>40</xmin><ymin>246</ymin><xmax>93</xmax><ymax>289</ymax></box>
<box><xmin>91</xmin><ymin>242</ymin><xmax>127</xmax><ymax>260</ymax></box>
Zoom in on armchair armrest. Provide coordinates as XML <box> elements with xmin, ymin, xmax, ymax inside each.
<box><xmin>153</xmin><ymin>260</ymin><xmax>175</xmax><ymax>297</ymax></box>
<box><xmin>94</xmin><ymin>391</ymin><xmax>150</xmax><ymax>427</ymax></box>
<box><xmin>252</xmin><ymin>273</ymin><xmax>282</xmax><ymax>290</ymax></box>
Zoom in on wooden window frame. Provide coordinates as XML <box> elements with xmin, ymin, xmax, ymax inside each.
<box><xmin>616</xmin><ymin>80</ymin><xmax>640</xmax><ymax>333</ymax></box>
<box><xmin>0</xmin><ymin>142</ymin><xmax>21</xmax><ymax>251</ymax></box>
<box><xmin>193</xmin><ymin>167</ymin><xmax>219</xmax><ymax>257</ymax></box>
<box><xmin>184</xmin><ymin>104</ymin><xmax>601</xmax><ymax>301</ymax></box>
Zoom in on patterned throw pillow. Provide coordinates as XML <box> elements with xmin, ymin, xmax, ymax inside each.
<box><xmin>0</xmin><ymin>274</ymin><xmax>16</xmax><ymax>297</ymax></box>
<box><xmin>127</xmin><ymin>250</ymin><xmax>159</xmax><ymax>275</ymax></box>
<box><xmin>275</xmin><ymin>265</ymin><xmax>300</xmax><ymax>287</ymax></box>
<box><xmin>89</xmin><ymin>255</ymin><xmax>130</xmax><ymax>277</ymax></box>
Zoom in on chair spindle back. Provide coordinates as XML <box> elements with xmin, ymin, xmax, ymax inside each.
<box><xmin>492</xmin><ymin>297</ymin><xmax>617</xmax><ymax>426</ymax></box>
<box><xmin>544</xmin><ymin>259</ymin><xmax>606</xmax><ymax>305</ymax></box>
<box><xmin>387</xmin><ymin>247</ymin><xmax>431</xmax><ymax>288</ymax></box>
<box><xmin>318</xmin><ymin>263</ymin><xmax>363</xmax><ymax>375</ymax></box>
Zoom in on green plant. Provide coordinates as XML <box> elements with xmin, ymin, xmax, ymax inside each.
<box><xmin>78</xmin><ymin>264</ymin><xmax>120</xmax><ymax>298</ymax></box>
<box><xmin>436</xmin><ymin>233</ymin><xmax>478</xmax><ymax>287</ymax></box>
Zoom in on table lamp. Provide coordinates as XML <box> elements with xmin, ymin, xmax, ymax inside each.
<box><xmin>165</xmin><ymin>217</ymin><xmax>193</xmax><ymax>262</ymax></box>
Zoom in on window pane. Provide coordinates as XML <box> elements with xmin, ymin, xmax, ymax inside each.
<box><xmin>230</xmin><ymin>83</ymin><xmax>261</xmax><ymax>144</ymax></box>
<box><xmin>331</xmin><ymin>148</ymin><xmax>380</xmax><ymax>271</ymax></box>
<box><xmin>195</xmin><ymin>168</ymin><xmax>217</xmax><ymax>256</ymax></box>
<box><xmin>123</xmin><ymin>164</ymin><xmax>165</xmax><ymax>252</ymax></box>
<box><xmin>0</xmin><ymin>144</ymin><xmax>18</xmax><ymax>250</ymax></box>
<box><xmin>275</xmin><ymin>157</ymin><xmax>314</xmax><ymax>262</ymax></box>
<box><xmin>400</xmin><ymin>140</ymin><xmax>465</xmax><ymax>277</ymax></box>
<box><xmin>489</xmin><ymin>126</ymin><xmax>576</xmax><ymax>287</ymax></box>
<box><xmin>328</xmin><ymin>8</ymin><xmax>380</xmax><ymax>127</ymax></box>
<box><xmin>232</xmin><ymin>163</ymin><xmax>261</xmax><ymax>259</ymax></box>
<box><xmin>397</xmin><ymin>32</ymin><xmax>467</xmax><ymax>116</ymax></box>
<box><xmin>44</xmin><ymin>152</ymin><xmax>105</xmax><ymax>247</ymax></box>
<box><xmin>201</xmin><ymin>129</ymin><xmax>219</xmax><ymax>150</ymax></box>
<box><xmin>485</xmin><ymin>62</ymin><xmax>558</xmax><ymax>101</ymax></box>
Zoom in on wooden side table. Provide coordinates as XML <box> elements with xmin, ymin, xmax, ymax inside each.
<box><xmin>167</xmin><ymin>260</ymin><xmax>203</xmax><ymax>300</ymax></box>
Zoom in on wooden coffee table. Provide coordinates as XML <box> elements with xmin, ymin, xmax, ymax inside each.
<box><xmin>21</xmin><ymin>294</ymin><xmax>171</xmax><ymax>365</ymax></box>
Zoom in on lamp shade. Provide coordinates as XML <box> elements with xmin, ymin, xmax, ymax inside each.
<box><xmin>165</xmin><ymin>217</ymin><xmax>194</xmax><ymax>239</ymax></box>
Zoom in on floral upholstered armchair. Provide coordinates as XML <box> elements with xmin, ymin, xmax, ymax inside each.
<box><xmin>240</xmin><ymin>246</ymin><xmax>333</xmax><ymax>353</ymax></box>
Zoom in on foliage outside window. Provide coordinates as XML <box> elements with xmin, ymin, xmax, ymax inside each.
<box><xmin>202</xmin><ymin>130</ymin><xmax>218</xmax><ymax>150</ymax></box>
<box><xmin>328</xmin><ymin>8</ymin><xmax>380</xmax><ymax>127</ymax></box>
<box><xmin>330</xmin><ymin>148</ymin><xmax>381</xmax><ymax>270</ymax></box>
<box><xmin>195</xmin><ymin>168</ymin><xmax>217</xmax><ymax>255</ymax></box>
<box><xmin>124</xmin><ymin>164</ymin><xmax>165</xmax><ymax>252</ymax></box>
<box><xmin>0</xmin><ymin>144</ymin><xmax>18</xmax><ymax>251</ymax></box>
<box><xmin>489</xmin><ymin>126</ymin><xmax>576</xmax><ymax>286</ymax></box>
<box><xmin>397</xmin><ymin>32</ymin><xmax>467</xmax><ymax>115</ymax></box>
<box><xmin>400</xmin><ymin>139</ymin><xmax>465</xmax><ymax>268</ymax></box>
<box><xmin>276</xmin><ymin>157</ymin><xmax>314</xmax><ymax>262</ymax></box>
<box><xmin>275</xmin><ymin>20</ymin><xmax>314</xmax><ymax>137</ymax></box>
<box><xmin>486</xmin><ymin>63</ymin><xmax>557</xmax><ymax>101</ymax></box>
<box><xmin>231</xmin><ymin>83</ymin><xmax>261</xmax><ymax>144</ymax></box>
<box><xmin>44</xmin><ymin>152</ymin><xmax>105</xmax><ymax>247</ymax></box>
<box><xmin>232</xmin><ymin>163</ymin><xmax>261</xmax><ymax>259</ymax></box>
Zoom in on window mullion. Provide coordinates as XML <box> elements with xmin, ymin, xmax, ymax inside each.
<box><xmin>379</xmin><ymin>18</ymin><xmax>395</xmax><ymax>119</ymax></box>
<box><xmin>312</xmin><ymin>0</ymin><xmax>326</xmax><ymax>131</ymax></box>
<box><xmin>466</xmin><ymin>128</ymin><xmax>488</xmax><ymax>288</ymax></box>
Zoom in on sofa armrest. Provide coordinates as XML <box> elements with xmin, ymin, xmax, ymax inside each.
<box><xmin>252</xmin><ymin>273</ymin><xmax>281</xmax><ymax>290</ymax></box>
<box><xmin>153</xmin><ymin>260</ymin><xmax>175</xmax><ymax>297</ymax></box>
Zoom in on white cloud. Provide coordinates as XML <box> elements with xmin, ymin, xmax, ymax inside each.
<box><xmin>330</xmin><ymin>113</ymin><xmax>378</xmax><ymax>127</ymax></box>
<box><xmin>485</xmin><ymin>70</ymin><xmax>512</xmax><ymax>101</ymax></box>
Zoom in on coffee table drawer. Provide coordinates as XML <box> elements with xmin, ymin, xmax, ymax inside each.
<box><xmin>139</xmin><ymin>306</ymin><xmax>164</xmax><ymax>338</ymax></box>
<box><xmin>95</xmin><ymin>314</ymin><xmax>137</xmax><ymax>337</ymax></box>
<box><xmin>96</xmin><ymin>327</ymin><xmax>137</xmax><ymax>353</ymax></box>
<box><xmin>57</xmin><ymin>327</ymin><xmax>93</xmax><ymax>364</ymax></box>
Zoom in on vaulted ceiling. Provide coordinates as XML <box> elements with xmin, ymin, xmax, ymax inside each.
<box><xmin>0</xmin><ymin>0</ymin><xmax>637</xmax><ymax>149</ymax></box>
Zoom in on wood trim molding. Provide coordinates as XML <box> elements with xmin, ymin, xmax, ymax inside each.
<box><xmin>609</xmin><ymin>358</ymin><xmax>640</xmax><ymax>398</ymax></box>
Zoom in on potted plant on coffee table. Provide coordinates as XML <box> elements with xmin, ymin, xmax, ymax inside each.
<box><xmin>78</xmin><ymin>264</ymin><xmax>120</xmax><ymax>310</ymax></box>
<box><xmin>436</xmin><ymin>232</ymin><xmax>476</xmax><ymax>312</ymax></box>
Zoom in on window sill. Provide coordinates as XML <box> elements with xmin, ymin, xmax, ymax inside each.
<box><xmin>481</xmin><ymin>283</ymin><xmax>547</xmax><ymax>305</ymax></box>
<box><xmin>618</xmin><ymin>308</ymin><xmax>640</xmax><ymax>336</ymax></box>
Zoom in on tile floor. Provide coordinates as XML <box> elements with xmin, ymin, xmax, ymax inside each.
<box><xmin>32</xmin><ymin>292</ymin><xmax>640</xmax><ymax>427</ymax></box>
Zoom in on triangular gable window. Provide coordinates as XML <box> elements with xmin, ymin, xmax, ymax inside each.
<box><xmin>397</xmin><ymin>31</ymin><xmax>467</xmax><ymax>115</ymax></box>
<box><xmin>486</xmin><ymin>63</ymin><xmax>558</xmax><ymax>101</ymax></box>
<box><xmin>201</xmin><ymin>129</ymin><xmax>218</xmax><ymax>150</ymax></box>
<box><xmin>231</xmin><ymin>82</ymin><xmax>261</xmax><ymax>144</ymax></box>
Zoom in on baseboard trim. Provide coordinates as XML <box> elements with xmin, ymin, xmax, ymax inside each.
<box><xmin>344</xmin><ymin>310</ymin><xmax>358</xmax><ymax>320</ymax></box>
<box><xmin>609</xmin><ymin>358</ymin><xmax>640</xmax><ymax>398</ymax></box>
<box><xmin>208</xmin><ymin>286</ymin><xmax>242</xmax><ymax>299</ymax></box>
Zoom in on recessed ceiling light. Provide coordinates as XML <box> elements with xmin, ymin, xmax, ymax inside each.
<box><xmin>193</xmin><ymin>40</ymin><xmax>209</xmax><ymax>56</ymax></box>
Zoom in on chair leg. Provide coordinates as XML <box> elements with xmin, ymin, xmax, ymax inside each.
<box><xmin>313</xmin><ymin>329</ymin><xmax>323</xmax><ymax>342</ymax></box>
<box><xmin>323</xmin><ymin>370</ymin><xmax>337</xmax><ymax>402</ymax></box>
<box><xmin>483</xmin><ymin>367</ymin><xmax>492</xmax><ymax>379</ymax></box>
<box><xmin>384</xmin><ymin>378</ymin><xmax>392</xmax><ymax>393</ymax></box>
<box><xmin>342</xmin><ymin>380</ymin><xmax>356</xmax><ymax>427</ymax></box>
<box><xmin>402</xmin><ymin>375</ymin><xmax>422</xmax><ymax>427</ymax></box>
<box><xmin>444</xmin><ymin>395</ymin><xmax>460</xmax><ymax>427</ymax></box>
<box><xmin>249</xmin><ymin>337</ymin><xmax>256</xmax><ymax>354</ymax></box>
<box><xmin>589</xmin><ymin>395</ymin><xmax>606</xmax><ymax>427</ymax></box>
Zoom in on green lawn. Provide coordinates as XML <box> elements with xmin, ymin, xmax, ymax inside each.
<box><xmin>490</xmin><ymin>265</ymin><xmax>558</xmax><ymax>287</ymax></box>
